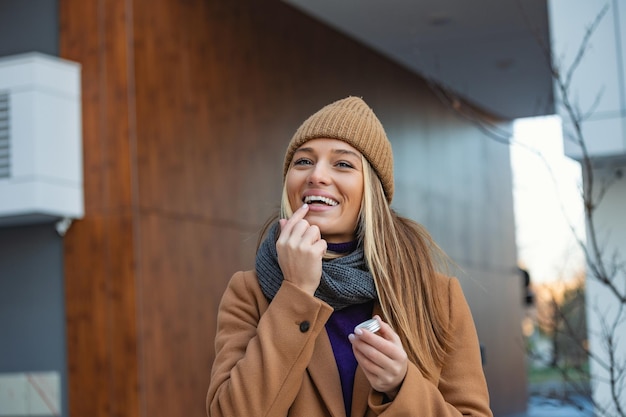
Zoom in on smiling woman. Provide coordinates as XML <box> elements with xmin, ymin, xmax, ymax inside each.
<box><xmin>285</xmin><ymin>139</ymin><xmax>364</xmax><ymax>243</ymax></box>
<box><xmin>206</xmin><ymin>96</ymin><xmax>493</xmax><ymax>417</ymax></box>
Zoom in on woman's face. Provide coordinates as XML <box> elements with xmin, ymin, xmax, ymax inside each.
<box><xmin>286</xmin><ymin>138</ymin><xmax>364</xmax><ymax>243</ymax></box>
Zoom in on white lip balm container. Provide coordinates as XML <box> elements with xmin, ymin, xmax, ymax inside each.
<box><xmin>355</xmin><ymin>318</ymin><xmax>381</xmax><ymax>333</ymax></box>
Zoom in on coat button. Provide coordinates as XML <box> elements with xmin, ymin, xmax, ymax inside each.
<box><xmin>299</xmin><ymin>321</ymin><xmax>310</xmax><ymax>333</ymax></box>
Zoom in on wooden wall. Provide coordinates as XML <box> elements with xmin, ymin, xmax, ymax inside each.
<box><xmin>59</xmin><ymin>0</ymin><xmax>523</xmax><ymax>416</ymax></box>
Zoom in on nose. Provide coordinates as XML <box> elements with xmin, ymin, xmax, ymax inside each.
<box><xmin>307</xmin><ymin>161</ymin><xmax>331</xmax><ymax>185</ymax></box>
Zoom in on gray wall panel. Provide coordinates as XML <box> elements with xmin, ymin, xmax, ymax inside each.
<box><xmin>0</xmin><ymin>223</ymin><xmax>67</xmax><ymax>417</ymax></box>
<box><xmin>387</xmin><ymin>100</ymin><xmax>526</xmax><ymax>414</ymax></box>
<box><xmin>0</xmin><ymin>0</ymin><xmax>58</xmax><ymax>56</ymax></box>
<box><xmin>0</xmin><ymin>1</ymin><xmax>64</xmax><ymax>415</ymax></box>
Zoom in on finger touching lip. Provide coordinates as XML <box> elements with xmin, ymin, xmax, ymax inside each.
<box><xmin>290</xmin><ymin>203</ymin><xmax>309</xmax><ymax>219</ymax></box>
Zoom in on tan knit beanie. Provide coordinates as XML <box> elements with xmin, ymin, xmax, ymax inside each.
<box><xmin>283</xmin><ymin>96</ymin><xmax>394</xmax><ymax>202</ymax></box>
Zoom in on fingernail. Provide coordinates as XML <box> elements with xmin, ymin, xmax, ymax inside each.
<box><xmin>302</xmin><ymin>203</ymin><xmax>308</xmax><ymax>209</ymax></box>
<box><xmin>348</xmin><ymin>334</ymin><xmax>355</xmax><ymax>342</ymax></box>
<box><xmin>354</xmin><ymin>328</ymin><xmax>363</xmax><ymax>336</ymax></box>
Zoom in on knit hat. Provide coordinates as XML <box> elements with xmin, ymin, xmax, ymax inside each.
<box><xmin>283</xmin><ymin>96</ymin><xmax>394</xmax><ymax>202</ymax></box>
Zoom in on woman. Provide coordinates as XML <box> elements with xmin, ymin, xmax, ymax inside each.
<box><xmin>206</xmin><ymin>96</ymin><xmax>493</xmax><ymax>417</ymax></box>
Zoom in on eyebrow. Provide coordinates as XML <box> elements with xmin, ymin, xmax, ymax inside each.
<box><xmin>295</xmin><ymin>147</ymin><xmax>361</xmax><ymax>159</ymax></box>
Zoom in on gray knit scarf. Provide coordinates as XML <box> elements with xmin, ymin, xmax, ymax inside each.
<box><xmin>255</xmin><ymin>223</ymin><xmax>377</xmax><ymax>310</ymax></box>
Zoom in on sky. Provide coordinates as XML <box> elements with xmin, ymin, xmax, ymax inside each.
<box><xmin>511</xmin><ymin>115</ymin><xmax>586</xmax><ymax>283</ymax></box>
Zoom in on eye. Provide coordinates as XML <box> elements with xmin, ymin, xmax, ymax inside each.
<box><xmin>336</xmin><ymin>161</ymin><xmax>354</xmax><ymax>169</ymax></box>
<box><xmin>293</xmin><ymin>158</ymin><xmax>313</xmax><ymax>166</ymax></box>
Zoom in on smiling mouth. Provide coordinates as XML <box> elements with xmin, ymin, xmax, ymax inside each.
<box><xmin>303</xmin><ymin>195</ymin><xmax>339</xmax><ymax>206</ymax></box>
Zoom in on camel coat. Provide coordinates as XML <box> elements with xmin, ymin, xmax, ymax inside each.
<box><xmin>206</xmin><ymin>270</ymin><xmax>493</xmax><ymax>417</ymax></box>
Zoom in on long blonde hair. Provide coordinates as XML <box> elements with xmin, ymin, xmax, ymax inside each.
<box><xmin>359</xmin><ymin>156</ymin><xmax>451</xmax><ymax>380</ymax></box>
<box><xmin>262</xmin><ymin>156</ymin><xmax>452</xmax><ymax>379</ymax></box>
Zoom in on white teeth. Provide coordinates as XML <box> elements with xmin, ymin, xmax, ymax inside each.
<box><xmin>304</xmin><ymin>195</ymin><xmax>339</xmax><ymax>206</ymax></box>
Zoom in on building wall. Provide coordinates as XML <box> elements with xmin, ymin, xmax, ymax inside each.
<box><xmin>0</xmin><ymin>1</ymin><xmax>67</xmax><ymax>416</ymax></box>
<box><xmin>2</xmin><ymin>0</ymin><xmax>527</xmax><ymax>416</ymax></box>
<box><xmin>585</xmin><ymin>163</ymin><xmax>626</xmax><ymax>415</ymax></box>
<box><xmin>0</xmin><ymin>224</ymin><xmax>67</xmax><ymax>417</ymax></box>
<box><xmin>549</xmin><ymin>0</ymin><xmax>626</xmax><ymax>159</ymax></box>
<box><xmin>0</xmin><ymin>0</ymin><xmax>58</xmax><ymax>57</ymax></box>
<box><xmin>549</xmin><ymin>2</ymin><xmax>626</xmax><ymax>413</ymax></box>
<box><xmin>390</xmin><ymin>100</ymin><xmax>524</xmax><ymax>414</ymax></box>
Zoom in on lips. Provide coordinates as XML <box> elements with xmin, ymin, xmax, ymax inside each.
<box><xmin>303</xmin><ymin>195</ymin><xmax>339</xmax><ymax>206</ymax></box>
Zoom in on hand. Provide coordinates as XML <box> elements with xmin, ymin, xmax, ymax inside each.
<box><xmin>348</xmin><ymin>316</ymin><xmax>408</xmax><ymax>399</ymax></box>
<box><xmin>276</xmin><ymin>204</ymin><xmax>327</xmax><ymax>296</ymax></box>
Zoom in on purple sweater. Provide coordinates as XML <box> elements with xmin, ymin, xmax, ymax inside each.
<box><xmin>324</xmin><ymin>241</ymin><xmax>374</xmax><ymax>416</ymax></box>
<box><xmin>326</xmin><ymin>301</ymin><xmax>373</xmax><ymax>416</ymax></box>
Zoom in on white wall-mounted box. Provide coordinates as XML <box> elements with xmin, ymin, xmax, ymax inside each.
<box><xmin>0</xmin><ymin>53</ymin><xmax>83</xmax><ymax>227</ymax></box>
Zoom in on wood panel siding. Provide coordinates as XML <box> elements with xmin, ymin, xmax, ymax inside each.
<box><xmin>60</xmin><ymin>0</ymin><xmax>139</xmax><ymax>416</ymax></box>
<box><xmin>60</xmin><ymin>0</ymin><xmax>524</xmax><ymax>416</ymax></box>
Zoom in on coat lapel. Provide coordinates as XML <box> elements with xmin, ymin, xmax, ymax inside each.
<box><xmin>308</xmin><ymin>329</ymin><xmax>346</xmax><ymax>417</ymax></box>
<box><xmin>350</xmin><ymin>366</ymin><xmax>370</xmax><ymax>417</ymax></box>
<box><xmin>351</xmin><ymin>304</ymin><xmax>382</xmax><ymax>417</ymax></box>
<box><xmin>309</xmin><ymin>305</ymin><xmax>382</xmax><ymax>417</ymax></box>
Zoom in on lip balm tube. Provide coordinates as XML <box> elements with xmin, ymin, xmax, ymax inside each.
<box><xmin>355</xmin><ymin>318</ymin><xmax>381</xmax><ymax>333</ymax></box>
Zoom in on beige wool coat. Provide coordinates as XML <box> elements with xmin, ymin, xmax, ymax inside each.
<box><xmin>206</xmin><ymin>270</ymin><xmax>493</xmax><ymax>417</ymax></box>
